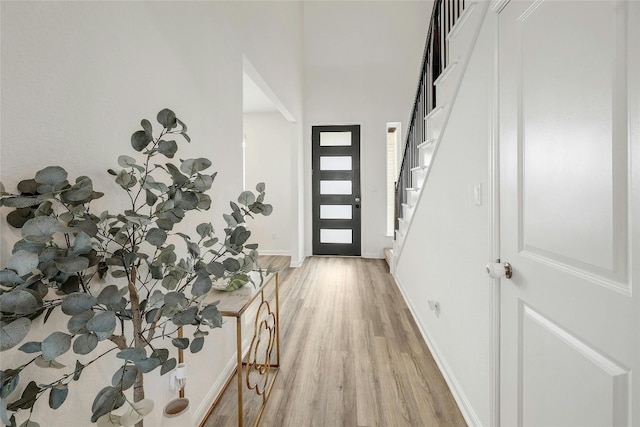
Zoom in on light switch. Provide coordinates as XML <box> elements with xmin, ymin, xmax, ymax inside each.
<box><xmin>474</xmin><ymin>184</ymin><xmax>482</xmax><ymax>206</ymax></box>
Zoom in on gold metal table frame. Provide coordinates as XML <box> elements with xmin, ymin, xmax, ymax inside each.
<box><xmin>202</xmin><ymin>271</ymin><xmax>280</xmax><ymax>427</ymax></box>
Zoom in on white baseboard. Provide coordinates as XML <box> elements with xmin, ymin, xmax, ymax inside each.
<box><xmin>290</xmin><ymin>255</ymin><xmax>305</xmax><ymax>268</ymax></box>
<box><xmin>392</xmin><ymin>274</ymin><xmax>482</xmax><ymax>427</ymax></box>
<box><xmin>258</xmin><ymin>250</ymin><xmax>291</xmax><ymax>256</ymax></box>
<box><xmin>362</xmin><ymin>252</ymin><xmax>384</xmax><ymax>259</ymax></box>
<box><xmin>193</xmin><ymin>338</ymin><xmax>254</xmax><ymax>424</ymax></box>
<box><xmin>193</xmin><ymin>354</ymin><xmax>238</xmax><ymax>425</ymax></box>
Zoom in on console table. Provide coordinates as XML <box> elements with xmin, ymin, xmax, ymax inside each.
<box><xmin>203</xmin><ymin>269</ymin><xmax>281</xmax><ymax>426</ymax></box>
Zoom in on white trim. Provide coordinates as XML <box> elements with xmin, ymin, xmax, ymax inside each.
<box><xmin>392</xmin><ymin>274</ymin><xmax>483</xmax><ymax>426</ymax></box>
<box><xmin>258</xmin><ymin>249</ymin><xmax>292</xmax><ymax>257</ymax></box>
<box><xmin>491</xmin><ymin>0</ymin><xmax>510</xmax><ymax>14</ymax></box>
<box><xmin>289</xmin><ymin>255</ymin><xmax>305</xmax><ymax>268</ymax></box>
<box><xmin>362</xmin><ymin>252</ymin><xmax>384</xmax><ymax>259</ymax></box>
<box><xmin>488</xmin><ymin>8</ymin><xmax>501</xmax><ymax>426</ymax></box>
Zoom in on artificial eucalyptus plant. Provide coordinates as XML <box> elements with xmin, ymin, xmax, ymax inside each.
<box><xmin>0</xmin><ymin>108</ymin><xmax>273</xmax><ymax>427</ymax></box>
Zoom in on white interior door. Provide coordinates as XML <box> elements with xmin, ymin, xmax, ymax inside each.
<box><xmin>498</xmin><ymin>1</ymin><xmax>639</xmax><ymax>426</ymax></box>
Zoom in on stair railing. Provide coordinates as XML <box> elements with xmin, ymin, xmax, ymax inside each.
<box><xmin>394</xmin><ymin>0</ymin><xmax>467</xmax><ymax>236</ymax></box>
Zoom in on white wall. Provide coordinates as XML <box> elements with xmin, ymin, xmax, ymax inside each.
<box><xmin>303</xmin><ymin>0</ymin><xmax>431</xmax><ymax>258</ymax></box>
<box><xmin>243</xmin><ymin>112</ymin><xmax>293</xmax><ymax>255</ymax></box>
<box><xmin>395</xmin><ymin>9</ymin><xmax>495</xmax><ymax>426</ymax></box>
<box><xmin>0</xmin><ymin>1</ymin><xmax>302</xmax><ymax>425</ymax></box>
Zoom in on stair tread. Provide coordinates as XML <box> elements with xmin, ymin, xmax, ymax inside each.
<box><xmin>447</xmin><ymin>2</ymin><xmax>478</xmax><ymax>40</ymax></box>
<box><xmin>417</xmin><ymin>139</ymin><xmax>435</xmax><ymax>149</ymax></box>
<box><xmin>434</xmin><ymin>61</ymin><xmax>459</xmax><ymax>86</ymax></box>
<box><xmin>424</xmin><ymin>104</ymin><xmax>445</xmax><ymax>120</ymax></box>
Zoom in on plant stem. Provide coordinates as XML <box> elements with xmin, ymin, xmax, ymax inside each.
<box><xmin>127</xmin><ymin>267</ymin><xmax>145</xmax><ymax>427</ymax></box>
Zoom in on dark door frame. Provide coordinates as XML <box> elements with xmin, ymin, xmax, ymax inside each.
<box><xmin>312</xmin><ymin>125</ymin><xmax>361</xmax><ymax>256</ymax></box>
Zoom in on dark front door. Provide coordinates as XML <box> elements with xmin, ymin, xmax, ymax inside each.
<box><xmin>312</xmin><ymin>125</ymin><xmax>361</xmax><ymax>256</ymax></box>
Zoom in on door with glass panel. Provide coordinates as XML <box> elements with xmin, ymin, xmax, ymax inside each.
<box><xmin>312</xmin><ymin>125</ymin><xmax>361</xmax><ymax>256</ymax></box>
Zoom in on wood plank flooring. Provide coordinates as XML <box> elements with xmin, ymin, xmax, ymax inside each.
<box><xmin>202</xmin><ymin>256</ymin><xmax>466</xmax><ymax>427</ymax></box>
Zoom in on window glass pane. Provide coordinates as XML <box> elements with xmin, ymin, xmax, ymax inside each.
<box><xmin>320</xmin><ymin>156</ymin><xmax>352</xmax><ymax>171</ymax></box>
<box><xmin>320</xmin><ymin>229</ymin><xmax>352</xmax><ymax>244</ymax></box>
<box><xmin>320</xmin><ymin>205</ymin><xmax>352</xmax><ymax>219</ymax></box>
<box><xmin>320</xmin><ymin>180</ymin><xmax>352</xmax><ymax>195</ymax></box>
<box><xmin>320</xmin><ymin>131</ymin><xmax>352</xmax><ymax>146</ymax></box>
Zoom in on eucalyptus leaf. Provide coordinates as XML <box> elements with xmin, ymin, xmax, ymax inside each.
<box><xmin>131</xmin><ymin>130</ymin><xmax>152</xmax><ymax>152</ymax></box>
<box><xmin>145</xmin><ymin>189</ymin><xmax>158</xmax><ymax>207</ymax></box>
<box><xmin>17</xmin><ymin>179</ymin><xmax>39</xmax><ymax>194</ymax></box>
<box><xmin>190</xmin><ymin>337</ymin><xmax>204</xmax><ymax>353</ymax></box>
<box><xmin>141</xmin><ymin>119</ymin><xmax>153</xmax><ymax>138</ymax></box>
<box><xmin>192</xmin><ymin>174</ymin><xmax>213</xmax><ymax>192</ymax></box>
<box><xmin>171</xmin><ymin>306</ymin><xmax>198</xmax><ymax>326</ymax></box>
<box><xmin>34</xmin><ymin>356</ymin><xmax>65</xmax><ymax>369</ymax></box>
<box><xmin>117</xmin><ymin>155</ymin><xmax>137</xmax><ymax>168</ymax></box>
<box><xmin>0</xmin><ymin>290</ymin><xmax>40</xmax><ymax>315</ymax></box>
<box><xmin>7</xmin><ymin>380</ymin><xmax>40</xmax><ymax>411</ymax></box>
<box><xmin>164</xmin><ymin>292</ymin><xmax>186</xmax><ymax>308</ymax></box>
<box><xmin>145</xmin><ymin>228</ymin><xmax>167</xmax><ymax>247</ymax></box>
<box><xmin>91</xmin><ymin>386</ymin><xmax>124</xmax><ymax>423</ymax></box>
<box><xmin>7</xmin><ymin>208</ymin><xmax>34</xmax><ymax>228</ymax></box>
<box><xmin>97</xmin><ymin>285</ymin><xmax>121</xmax><ymax>306</ymax></box>
<box><xmin>206</xmin><ymin>261</ymin><xmax>225</xmax><ymax>278</ymax></box>
<box><xmin>151</xmin><ymin>348</ymin><xmax>169</xmax><ymax>364</ymax></box>
<box><xmin>157</xmin><ymin>108</ymin><xmax>177</xmax><ymax>129</ymax></box>
<box><xmin>116</xmin><ymin>348</ymin><xmax>147</xmax><ymax>362</ymax></box>
<box><xmin>223</xmin><ymin>214</ymin><xmax>237</xmax><ymax>228</ymax></box>
<box><xmin>34</xmin><ymin>166</ymin><xmax>67</xmax><ymax>186</ymax></box>
<box><xmin>0</xmin><ymin>401</ymin><xmax>10</xmax><ymax>426</ymax></box>
<box><xmin>0</xmin><ymin>318</ymin><xmax>31</xmax><ymax>351</ymax></box>
<box><xmin>0</xmin><ymin>196</ymin><xmax>43</xmax><ymax>209</ymax></box>
<box><xmin>55</xmin><ymin>255</ymin><xmax>89</xmax><ymax>273</ymax></box>
<box><xmin>238</xmin><ymin>191</ymin><xmax>256</xmax><ymax>206</ymax></box>
<box><xmin>134</xmin><ymin>357</ymin><xmax>161</xmax><ymax>374</ymax></box>
<box><xmin>196</xmin><ymin>223</ymin><xmax>213</xmax><ymax>239</ymax></box>
<box><xmin>72</xmin><ymin>232</ymin><xmax>92</xmax><ymax>255</ymax></box>
<box><xmin>0</xmin><ymin>269</ymin><xmax>25</xmax><ymax>285</ymax></box>
<box><xmin>201</xmin><ymin>304</ymin><xmax>222</xmax><ymax>328</ymax></box>
<box><xmin>41</xmin><ymin>332</ymin><xmax>72</xmax><ymax>361</ymax></box>
<box><xmin>0</xmin><ymin>371</ymin><xmax>20</xmax><ymax>399</ymax></box>
<box><xmin>191</xmin><ymin>275</ymin><xmax>212</xmax><ymax>297</ymax></box>
<box><xmin>73</xmin><ymin>333</ymin><xmax>98</xmax><ymax>355</ymax></box>
<box><xmin>73</xmin><ymin>360</ymin><xmax>85</xmax><ymax>381</ymax></box>
<box><xmin>180</xmin><ymin>158</ymin><xmax>211</xmax><ymax>176</ymax></box>
<box><xmin>223</xmin><ymin>258</ymin><xmax>240</xmax><ymax>272</ymax></box>
<box><xmin>86</xmin><ymin>311</ymin><xmax>116</xmax><ymax>337</ymax></box>
<box><xmin>17</xmin><ymin>342</ymin><xmax>41</xmax><ymax>354</ymax></box>
<box><xmin>21</xmin><ymin>216</ymin><xmax>60</xmax><ymax>243</ymax></box>
<box><xmin>19</xmin><ymin>420</ymin><xmax>40</xmax><ymax>427</ymax></box>
<box><xmin>256</xmin><ymin>182</ymin><xmax>266</xmax><ymax>192</ymax></box>
<box><xmin>160</xmin><ymin>358</ymin><xmax>177</xmax><ymax>376</ymax></box>
<box><xmin>186</xmin><ymin>241</ymin><xmax>200</xmax><ymax>258</ymax></box>
<box><xmin>61</xmin><ymin>177</ymin><xmax>93</xmax><ymax>202</ymax></box>
<box><xmin>61</xmin><ymin>293</ymin><xmax>96</xmax><ymax>316</ymax></box>
<box><xmin>171</xmin><ymin>338</ymin><xmax>189</xmax><ymax>350</ymax></box>
<box><xmin>112</xmin><ymin>365</ymin><xmax>138</xmax><ymax>391</ymax></box>
<box><xmin>158</xmin><ymin>140</ymin><xmax>178</xmax><ymax>158</ymax></box>
<box><xmin>48</xmin><ymin>384</ymin><xmax>68</xmax><ymax>410</ymax></box>
<box><xmin>67</xmin><ymin>310</ymin><xmax>94</xmax><ymax>334</ymax></box>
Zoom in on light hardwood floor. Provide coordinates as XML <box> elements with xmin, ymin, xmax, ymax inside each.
<box><xmin>202</xmin><ymin>256</ymin><xmax>466</xmax><ymax>427</ymax></box>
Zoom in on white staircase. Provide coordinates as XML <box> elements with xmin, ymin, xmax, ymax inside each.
<box><xmin>394</xmin><ymin>1</ymin><xmax>486</xmax><ymax>257</ymax></box>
